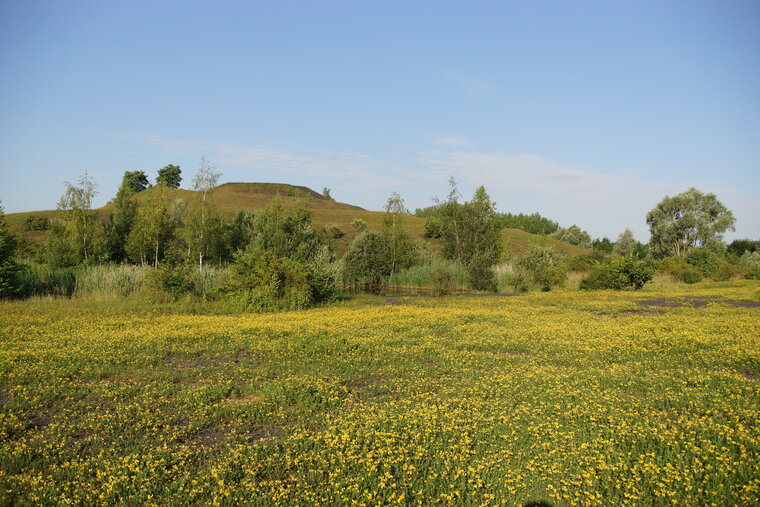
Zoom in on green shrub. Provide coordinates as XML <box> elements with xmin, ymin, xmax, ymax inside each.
<box><xmin>513</xmin><ymin>242</ymin><xmax>568</xmax><ymax>291</ymax></box>
<box><xmin>580</xmin><ymin>257</ymin><xmax>655</xmax><ymax>290</ymax></box>
<box><xmin>711</xmin><ymin>262</ymin><xmax>743</xmax><ymax>282</ymax></box>
<box><xmin>467</xmin><ymin>252</ymin><xmax>498</xmax><ymax>292</ymax></box>
<box><xmin>685</xmin><ymin>248</ymin><xmax>720</xmax><ymax>276</ymax></box>
<box><xmin>746</xmin><ymin>264</ymin><xmax>760</xmax><ymax>280</ymax></box>
<box><xmin>431</xmin><ymin>267</ymin><xmax>453</xmax><ymax>296</ymax></box>
<box><xmin>143</xmin><ymin>264</ymin><xmax>202</xmax><ymax>301</ymax></box>
<box><xmin>223</xmin><ymin>252</ymin><xmax>313</xmax><ymax>312</ymax></box>
<box><xmin>323</xmin><ymin>223</ymin><xmax>344</xmax><ymax>239</ymax></box>
<box><xmin>342</xmin><ymin>231</ymin><xmax>391</xmax><ymax>293</ymax></box>
<box><xmin>423</xmin><ymin>216</ymin><xmax>442</xmax><ymax>238</ymax></box>
<box><xmin>659</xmin><ymin>257</ymin><xmax>703</xmax><ymax>284</ymax></box>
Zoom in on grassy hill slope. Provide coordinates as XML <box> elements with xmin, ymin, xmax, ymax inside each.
<box><xmin>6</xmin><ymin>182</ymin><xmax>589</xmax><ymax>257</ymax></box>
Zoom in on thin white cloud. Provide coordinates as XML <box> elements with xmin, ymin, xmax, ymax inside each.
<box><xmin>121</xmin><ymin>134</ymin><xmax>758</xmax><ymax>240</ymax></box>
<box><xmin>443</xmin><ymin>71</ymin><xmax>496</xmax><ymax>95</ymax></box>
<box><xmin>432</xmin><ymin>136</ymin><xmax>473</xmax><ymax>148</ymax></box>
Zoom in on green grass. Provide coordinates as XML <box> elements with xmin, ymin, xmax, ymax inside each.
<box><xmin>0</xmin><ymin>281</ymin><xmax>758</xmax><ymax>504</ymax></box>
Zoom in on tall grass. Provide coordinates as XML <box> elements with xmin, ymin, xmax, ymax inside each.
<box><xmin>17</xmin><ymin>263</ymin><xmax>78</xmax><ymax>298</ymax></box>
<box><xmin>74</xmin><ymin>264</ymin><xmax>148</xmax><ymax>298</ymax></box>
<box><xmin>388</xmin><ymin>258</ymin><xmax>469</xmax><ymax>289</ymax></box>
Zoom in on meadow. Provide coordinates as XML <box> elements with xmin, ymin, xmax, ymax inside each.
<box><xmin>1</xmin><ymin>282</ymin><xmax>759</xmax><ymax>505</ymax></box>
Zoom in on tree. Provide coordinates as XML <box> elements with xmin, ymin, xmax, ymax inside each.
<box><xmin>383</xmin><ymin>192</ymin><xmax>418</xmax><ymax>275</ymax></box>
<box><xmin>123</xmin><ymin>171</ymin><xmax>150</xmax><ymax>193</ymax></box>
<box><xmin>439</xmin><ymin>180</ymin><xmax>502</xmax><ymax>291</ymax></box>
<box><xmin>106</xmin><ymin>173</ymin><xmax>138</xmax><ymax>262</ymax></box>
<box><xmin>126</xmin><ymin>185</ymin><xmax>170</xmax><ymax>267</ymax></box>
<box><xmin>613</xmin><ymin>229</ymin><xmax>637</xmax><ymax>257</ymax></box>
<box><xmin>56</xmin><ymin>172</ymin><xmax>104</xmax><ymax>264</ymax></box>
<box><xmin>187</xmin><ymin>157</ymin><xmax>222</xmax><ymax>270</ymax></box>
<box><xmin>647</xmin><ymin>188</ymin><xmax>736</xmax><ymax>258</ymax></box>
<box><xmin>156</xmin><ymin>164</ymin><xmax>182</xmax><ymax>189</ymax></box>
<box><xmin>0</xmin><ymin>203</ymin><xmax>21</xmax><ymax>298</ymax></box>
<box><xmin>342</xmin><ymin>231</ymin><xmax>391</xmax><ymax>292</ymax></box>
<box><xmin>553</xmin><ymin>225</ymin><xmax>592</xmax><ymax>248</ymax></box>
<box><xmin>592</xmin><ymin>237</ymin><xmax>613</xmax><ymax>253</ymax></box>
<box><xmin>322</xmin><ymin>187</ymin><xmax>333</xmax><ymax>200</ymax></box>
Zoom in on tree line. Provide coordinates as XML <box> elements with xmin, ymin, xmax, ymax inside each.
<box><xmin>1</xmin><ymin>163</ymin><xmax>758</xmax><ymax>303</ymax></box>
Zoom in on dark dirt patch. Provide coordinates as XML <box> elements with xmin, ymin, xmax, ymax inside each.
<box><xmin>244</xmin><ymin>425</ymin><xmax>281</xmax><ymax>442</ymax></box>
<box><xmin>191</xmin><ymin>429</ymin><xmax>225</xmax><ymax>448</ymax></box>
<box><xmin>741</xmin><ymin>372</ymin><xmax>760</xmax><ymax>382</ymax></box>
<box><xmin>731</xmin><ymin>301</ymin><xmax>760</xmax><ymax>308</ymax></box>
<box><xmin>639</xmin><ymin>297</ymin><xmax>759</xmax><ymax>309</ymax></box>
<box><xmin>224</xmin><ymin>393</ymin><xmax>262</xmax><ymax>405</ymax></box>
<box><xmin>165</xmin><ymin>350</ymin><xmax>252</xmax><ymax>369</ymax></box>
<box><xmin>596</xmin><ymin>309</ymin><xmax>654</xmax><ymax>316</ymax></box>
<box><xmin>0</xmin><ymin>389</ymin><xmax>9</xmax><ymax>405</ymax></box>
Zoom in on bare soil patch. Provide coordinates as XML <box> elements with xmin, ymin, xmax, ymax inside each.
<box><xmin>638</xmin><ymin>297</ymin><xmax>759</xmax><ymax>309</ymax></box>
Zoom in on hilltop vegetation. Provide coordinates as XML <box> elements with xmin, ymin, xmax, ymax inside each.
<box><xmin>1</xmin><ymin>160</ymin><xmax>757</xmax><ymax>308</ymax></box>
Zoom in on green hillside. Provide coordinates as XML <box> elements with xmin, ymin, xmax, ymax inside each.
<box><xmin>6</xmin><ymin>182</ymin><xmax>589</xmax><ymax>257</ymax></box>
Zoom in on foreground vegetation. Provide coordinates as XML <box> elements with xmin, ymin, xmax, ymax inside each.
<box><xmin>1</xmin><ymin>282</ymin><xmax>758</xmax><ymax>505</ymax></box>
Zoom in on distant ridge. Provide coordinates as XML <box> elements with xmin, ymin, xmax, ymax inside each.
<box><xmin>5</xmin><ymin>181</ymin><xmax>589</xmax><ymax>257</ymax></box>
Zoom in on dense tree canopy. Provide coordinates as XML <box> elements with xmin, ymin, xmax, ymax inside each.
<box><xmin>647</xmin><ymin>188</ymin><xmax>735</xmax><ymax>258</ymax></box>
<box><xmin>156</xmin><ymin>165</ymin><xmax>182</xmax><ymax>189</ymax></box>
<box><xmin>0</xmin><ymin>204</ymin><xmax>21</xmax><ymax>298</ymax></box>
<box><xmin>123</xmin><ymin>171</ymin><xmax>150</xmax><ymax>193</ymax></box>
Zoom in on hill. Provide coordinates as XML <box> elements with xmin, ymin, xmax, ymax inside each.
<box><xmin>5</xmin><ymin>182</ymin><xmax>590</xmax><ymax>257</ymax></box>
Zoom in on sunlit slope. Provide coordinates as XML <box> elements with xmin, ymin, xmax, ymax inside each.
<box><xmin>6</xmin><ymin>182</ymin><xmax>589</xmax><ymax>256</ymax></box>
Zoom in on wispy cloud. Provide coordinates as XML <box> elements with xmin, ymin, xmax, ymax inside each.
<box><xmin>443</xmin><ymin>71</ymin><xmax>496</xmax><ymax>95</ymax></box>
<box><xmin>431</xmin><ymin>136</ymin><xmax>473</xmax><ymax>148</ymax></box>
<box><xmin>122</xmin><ymin>133</ymin><xmax>757</xmax><ymax>240</ymax></box>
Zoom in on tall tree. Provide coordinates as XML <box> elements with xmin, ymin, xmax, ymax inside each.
<box><xmin>156</xmin><ymin>164</ymin><xmax>182</xmax><ymax>189</ymax></box>
<box><xmin>382</xmin><ymin>192</ymin><xmax>418</xmax><ymax>275</ymax></box>
<box><xmin>647</xmin><ymin>188</ymin><xmax>736</xmax><ymax>258</ymax></box>
<box><xmin>440</xmin><ymin>181</ymin><xmax>502</xmax><ymax>290</ymax></box>
<box><xmin>126</xmin><ymin>185</ymin><xmax>171</xmax><ymax>267</ymax></box>
<box><xmin>613</xmin><ymin>229</ymin><xmax>638</xmax><ymax>257</ymax></box>
<box><xmin>553</xmin><ymin>225</ymin><xmax>592</xmax><ymax>248</ymax></box>
<box><xmin>106</xmin><ymin>173</ymin><xmax>138</xmax><ymax>262</ymax></box>
<box><xmin>123</xmin><ymin>171</ymin><xmax>150</xmax><ymax>193</ymax></box>
<box><xmin>0</xmin><ymin>203</ymin><xmax>21</xmax><ymax>298</ymax></box>
<box><xmin>56</xmin><ymin>172</ymin><xmax>104</xmax><ymax>264</ymax></box>
<box><xmin>187</xmin><ymin>157</ymin><xmax>221</xmax><ymax>270</ymax></box>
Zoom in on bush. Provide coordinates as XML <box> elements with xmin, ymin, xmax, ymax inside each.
<box><xmin>711</xmin><ymin>261</ymin><xmax>743</xmax><ymax>282</ymax></box>
<box><xmin>342</xmin><ymin>231</ymin><xmax>391</xmax><ymax>293</ymax></box>
<box><xmin>223</xmin><ymin>251</ymin><xmax>313</xmax><ymax>312</ymax></box>
<box><xmin>685</xmin><ymin>248</ymin><xmax>720</xmax><ymax>276</ymax></box>
<box><xmin>746</xmin><ymin>264</ymin><xmax>760</xmax><ymax>280</ymax></box>
<box><xmin>467</xmin><ymin>252</ymin><xmax>498</xmax><ymax>292</ymax></box>
<box><xmin>431</xmin><ymin>267</ymin><xmax>453</xmax><ymax>296</ymax></box>
<box><xmin>580</xmin><ymin>257</ymin><xmax>655</xmax><ymax>290</ymax></box>
<box><xmin>323</xmin><ymin>223</ymin><xmax>344</xmax><ymax>239</ymax></box>
<box><xmin>513</xmin><ymin>242</ymin><xmax>568</xmax><ymax>291</ymax></box>
<box><xmin>144</xmin><ymin>264</ymin><xmax>202</xmax><ymax>301</ymax></box>
<box><xmin>423</xmin><ymin>216</ymin><xmax>442</xmax><ymax>238</ymax></box>
<box><xmin>659</xmin><ymin>257</ymin><xmax>703</xmax><ymax>284</ymax></box>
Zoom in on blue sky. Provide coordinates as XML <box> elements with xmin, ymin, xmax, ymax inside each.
<box><xmin>1</xmin><ymin>0</ymin><xmax>758</xmax><ymax>241</ymax></box>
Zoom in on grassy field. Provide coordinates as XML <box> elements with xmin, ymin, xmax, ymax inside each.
<box><xmin>1</xmin><ymin>282</ymin><xmax>759</xmax><ymax>505</ymax></box>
